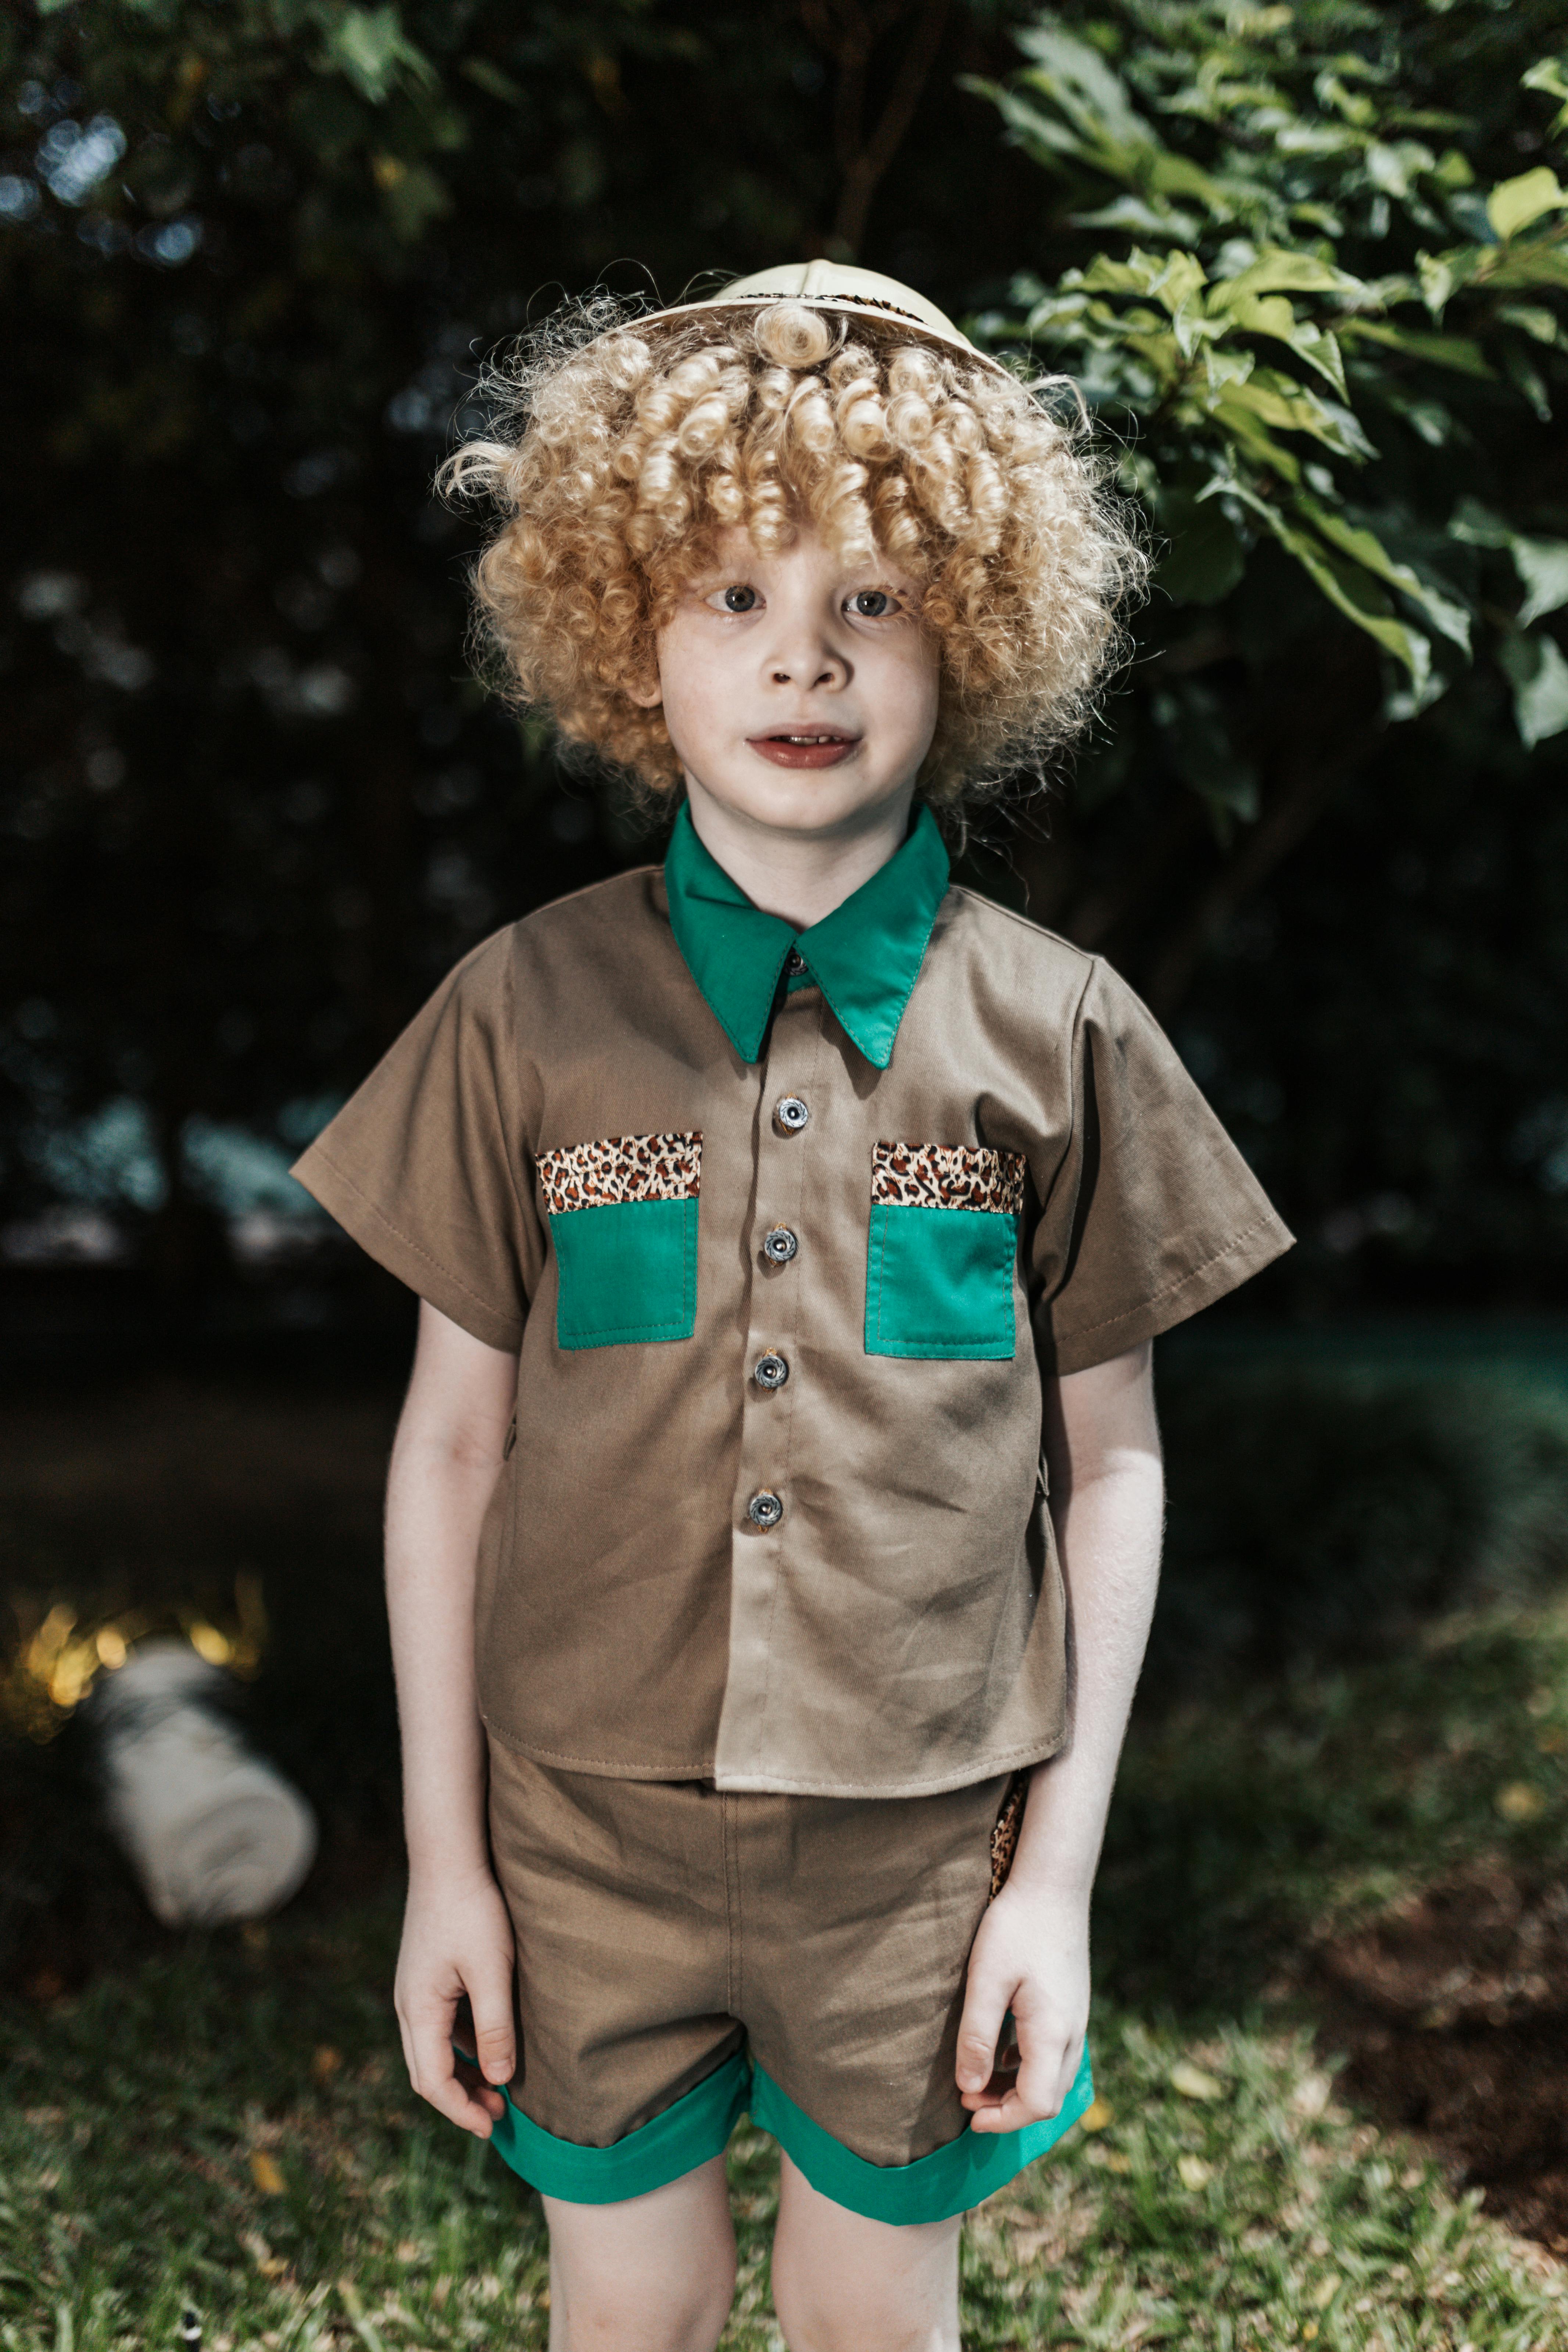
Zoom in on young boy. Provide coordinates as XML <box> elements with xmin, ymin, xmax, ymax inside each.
<box><xmin>292</xmin><ymin>263</ymin><xmax>1292</xmax><ymax>2351</ymax></box>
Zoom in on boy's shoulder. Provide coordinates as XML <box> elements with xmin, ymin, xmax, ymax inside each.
<box><xmin>453</xmin><ymin>865</ymin><xmax>666</xmax><ymax>985</ymax></box>
<box><xmin>943</xmin><ymin>881</ymin><xmax>1096</xmax><ymax>964</ymax></box>
<box><xmin>937</xmin><ymin>881</ymin><xmax>1102</xmax><ymax>1004</ymax></box>
<box><xmin>513</xmin><ymin>862</ymin><xmax>665</xmax><ymax>947</ymax></box>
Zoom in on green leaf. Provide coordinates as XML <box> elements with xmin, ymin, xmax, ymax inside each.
<box><xmin>1295</xmin><ymin>494</ymin><xmax>1472</xmax><ymax>652</ymax></box>
<box><xmin>1217</xmin><ymin>371</ymin><xmax>1375</xmax><ymax>460</ymax></box>
<box><xmin>1229</xmin><ymin>485</ymin><xmax>1431</xmax><ymax>684</ymax></box>
<box><xmin>1449</xmin><ymin>497</ymin><xmax>1512</xmax><ymax>549</ymax></box>
<box><xmin>1153</xmin><ymin>251</ymin><xmax>1208</xmax><ymax>320</ymax></box>
<box><xmin>1286</xmin><ymin>542</ymin><xmax>1433</xmax><ymax>689</ymax></box>
<box><xmin>1486</xmin><ymin>167</ymin><xmax>1566</xmax><ymax>243</ymax></box>
<box><xmin>1414</xmin><ymin>247</ymin><xmax>1489</xmax><ymax>315</ymax></box>
<box><xmin>1502</xmin><ymin>346</ymin><xmax>1553</xmax><ymax>423</ymax></box>
<box><xmin>1210</xmin><ymin>408</ymin><xmax>1303</xmax><ymax>484</ymax></box>
<box><xmin>1338</xmin><ymin>320</ymin><xmax>1492</xmax><ymax>377</ymax></box>
<box><xmin>1012</xmin><ymin>26</ymin><xmax>1150</xmax><ymax>148</ymax></box>
<box><xmin>1522</xmin><ymin>55</ymin><xmax>1568</xmax><ymax>137</ymax></box>
<box><xmin>1512</xmin><ymin>539</ymin><xmax>1568</xmax><ymax>628</ymax></box>
<box><xmin>1498</xmin><ymin>303</ymin><xmax>1562</xmax><ymax>346</ymax></box>
<box><xmin>1071</xmin><ymin>194</ymin><xmax>1203</xmax><ymax>241</ymax></box>
<box><xmin>1208</xmin><ymin>250</ymin><xmax>1369</xmax><ymax>309</ymax></box>
<box><xmin>1499</xmin><ymin>630</ymin><xmax>1568</xmax><ymax>746</ymax></box>
<box><xmin>1222</xmin><ymin>294</ymin><xmax>1346</xmax><ymax>395</ymax></box>
<box><xmin>322</xmin><ymin>8</ymin><xmax>436</xmax><ymax>106</ymax></box>
<box><xmin>975</xmin><ymin>82</ymin><xmax>1088</xmax><ymax>171</ymax></box>
<box><xmin>461</xmin><ymin>58</ymin><xmax>523</xmax><ymax>104</ymax></box>
<box><xmin>1079</xmin><ymin>252</ymin><xmax>1168</xmax><ymax>298</ymax></box>
<box><xmin>1155</xmin><ymin>490</ymin><xmax>1246</xmax><ymax>606</ymax></box>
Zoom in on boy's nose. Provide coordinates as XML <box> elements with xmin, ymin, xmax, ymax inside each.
<box><xmin>766</xmin><ymin>631</ymin><xmax>848</xmax><ymax>691</ymax></box>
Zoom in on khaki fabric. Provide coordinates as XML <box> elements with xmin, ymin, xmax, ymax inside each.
<box><xmin>293</xmin><ymin>866</ymin><xmax>1292</xmax><ymax>1795</ymax></box>
<box><xmin>486</xmin><ymin>1740</ymin><xmax>1013</xmax><ymax>2167</ymax></box>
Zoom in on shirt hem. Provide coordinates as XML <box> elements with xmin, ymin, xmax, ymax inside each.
<box><xmin>483</xmin><ymin>1714</ymin><xmax>1066</xmax><ymax>1798</ymax></box>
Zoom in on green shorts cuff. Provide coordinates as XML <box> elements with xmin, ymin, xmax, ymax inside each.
<box><xmin>749</xmin><ymin>2040</ymin><xmax>1095</xmax><ymax>2227</ymax></box>
<box><xmin>489</xmin><ymin>2050</ymin><xmax>750</xmax><ymax>2205</ymax></box>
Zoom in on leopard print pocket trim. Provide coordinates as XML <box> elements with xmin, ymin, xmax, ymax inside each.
<box><xmin>537</xmin><ymin>1132</ymin><xmax>702</xmax><ymax>1218</ymax></box>
<box><xmin>989</xmin><ymin>1770</ymin><xmax>1028</xmax><ymax>1900</ymax></box>
<box><xmin>872</xmin><ymin>1141</ymin><xmax>1027</xmax><ymax>1217</ymax></box>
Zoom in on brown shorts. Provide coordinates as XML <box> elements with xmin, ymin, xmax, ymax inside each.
<box><xmin>480</xmin><ymin>1742</ymin><xmax>1094</xmax><ymax>2224</ymax></box>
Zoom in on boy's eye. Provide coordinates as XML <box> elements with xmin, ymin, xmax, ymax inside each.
<box><xmin>711</xmin><ymin>584</ymin><xmax>759</xmax><ymax>614</ymax></box>
<box><xmin>848</xmin><ymin>589</ymin><xmax>897</xmax><ymax>619</ymax></box>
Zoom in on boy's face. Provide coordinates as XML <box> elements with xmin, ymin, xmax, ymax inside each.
<box><xmin>635</xmin><ymin>526</ymin><xmax>940</xmax><ymax>842</ymax></box>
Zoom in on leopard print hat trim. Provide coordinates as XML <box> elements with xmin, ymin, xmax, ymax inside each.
<box><xmin>872</xmin><ymin>1141</ymin><xmax>1027</xmax><ymax>1218</ymax></box>
<box><xmin>537</xmin><ymin>1132</ymin><xmax>702</xmax><ymax>1218</ymax></box>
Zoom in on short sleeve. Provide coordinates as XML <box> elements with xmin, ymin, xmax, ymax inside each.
<box><xmin>290</xmin><ymin>930</ymin><xmax>539</xmax><ymax>1353</ymax></box>
<box><xmin>1031</xmin><ymin>957</ymin><xmax>1293</xmax><ymax>1376</ymax></box>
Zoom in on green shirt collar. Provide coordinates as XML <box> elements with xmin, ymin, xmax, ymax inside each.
<box><xmin>663</xmin><ymin>801</ymin><xmax>951</xmax><ymax>1069</ymax></box>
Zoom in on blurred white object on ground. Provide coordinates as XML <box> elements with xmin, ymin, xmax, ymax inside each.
<box><xmin>92</xmin><ymin>1637</ymin><xmax>318</xmax><ymax>1926</ymax></box>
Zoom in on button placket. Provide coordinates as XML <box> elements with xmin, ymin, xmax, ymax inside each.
<box><xmin>719</xmin><ymin>1002</ymin><xmax>822</xmax><ymax>1774</ymax></box>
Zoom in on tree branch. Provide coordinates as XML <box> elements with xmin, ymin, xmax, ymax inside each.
<box><xmin>801</xmin><ymin>0</ymin><xmax>952</xmax><ymax>260</ymax></box>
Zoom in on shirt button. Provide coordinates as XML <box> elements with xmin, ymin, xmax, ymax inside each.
<box><xmin>784</xmin><ymin>949</ymin><xmax>806</xmax><ymax>976</ymax></box>
<box><xmin>762</xmin><ymin>1226</ymin><xmax>798</xmax><ymax>1266</ymax></box>
<box><xmin>747</xmin><ymin>1489</ymin><xmax>784</xmax><ymax>1529</ymax></box>
<box><xmin>753</xmin><ymin>1351</ymin><xmax>789</xmax><ymax>1391</ymax></box>
<box><xmin>774</xmin><ymin>1095</ymin><xmax>809</xmax><ymax>1134</ymax></box>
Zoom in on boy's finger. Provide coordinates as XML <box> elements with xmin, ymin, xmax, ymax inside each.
<box><xmin>467</xmin><ymin>1962</ymin><xmax>517</xmax><ymax>2088</ymax></box>
<box><xmin>955</xmin><ymin>1966</ymin><xmax>1014</xmax><ymax>2094</ymax></box>
<box><xmin>967</xmin><ymin>2036</ymin><xmax>1075</xmax><ymax>2132</ymax></box>
<box><xmin>408</xmin><ymin>2005</ymin><xmax>501</xmax><ymax>2137</ymax></box>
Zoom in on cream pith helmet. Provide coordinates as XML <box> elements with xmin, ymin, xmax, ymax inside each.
<box><xmin>633</xmin><ymin>260</ymin><xmax>1009</xmax><ymax>376</ymax></box>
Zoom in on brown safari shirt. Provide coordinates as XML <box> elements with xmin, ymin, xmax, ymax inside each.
<box><xmin>293</xmin><ymin>803</ymin><xmax>1292</xmax><ymax>1797</ymax></box>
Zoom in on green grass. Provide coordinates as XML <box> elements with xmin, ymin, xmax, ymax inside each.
<box><xmin>1099</xmin><ymin>1596</ymin><xmax>1568</xmax><ymax>2015</ymax></box>
<box><xmin>8</xmin><ymin>1599</ymin><xmax>1568</xmax><ymax>2349</ymax></box>
<box><xmin>4</xmin><ymin>1942</ymin><xmax>1562</xmax><ymax>2352</ymax></box>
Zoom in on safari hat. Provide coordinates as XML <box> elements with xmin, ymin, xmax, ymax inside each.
<box><xmin>635</xmin><ymin>260</ymin><xmax>1009</xmax><ymax>376</ymax></box>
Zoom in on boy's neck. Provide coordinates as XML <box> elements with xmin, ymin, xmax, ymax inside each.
<box><xmin>682</xmin><ymin>776</ymin><xmax>917</xmax><ymax>932</ymax></box>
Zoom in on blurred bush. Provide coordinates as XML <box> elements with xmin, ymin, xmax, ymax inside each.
<box><xmin>1153</xmin><ymin>1367</ymin><xmax>1568</xmax><ymax>1682</ymax></box>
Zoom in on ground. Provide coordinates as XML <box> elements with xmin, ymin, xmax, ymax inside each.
<box><xmin>5</xmin><ymin>1369</ymin><xmax>1568</xmax><ymax>2348</ymax></box>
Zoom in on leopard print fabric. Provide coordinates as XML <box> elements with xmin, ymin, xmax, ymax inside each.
<box><xmin>537</xmin><ymin>1132</ymin><xmax>702</xmax><ymax>1218</ymax></box>
<box><xmin>989</xmin><ymin>1771</ymin><xmax>1028</xmax><ymax>1900</ymax></box>
<box><xmin>872</xmin><ymin>1141</ymin><xmax>1027</xmax><ymax>1218</ymax></box>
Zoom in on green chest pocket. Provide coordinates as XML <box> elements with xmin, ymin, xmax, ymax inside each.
<box><xmin>865</xmin><ymin>1141</ymin><xmax>1026</xmax><ymax>1361</ymax></box>
<box><xmin>538</xmin><ymin>1132</ymin><xmax>701</xmax><ymax>1350</ymax></box>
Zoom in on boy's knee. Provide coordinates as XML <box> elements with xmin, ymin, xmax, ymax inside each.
<box><xmin>550</xmin><ymin>2258</ymin><xmax>735</xmax><ymax>2352</ymax></box>
<box><xmin>771</xmin><ymin>2265</ymin><xmax>957</xmax><ymax>2352</ymax></box>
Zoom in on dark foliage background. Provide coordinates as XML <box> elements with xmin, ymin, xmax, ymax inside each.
<box><xmin>3</xmin><ymin>0</ymin><xmax>1566</xmax><ymax>1322</ymax></box>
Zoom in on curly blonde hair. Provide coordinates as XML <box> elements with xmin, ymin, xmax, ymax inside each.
<box><xmin>442</xmin><ymin>295</ymin><xmax>1143</xmax><ymax>812</ymax></box>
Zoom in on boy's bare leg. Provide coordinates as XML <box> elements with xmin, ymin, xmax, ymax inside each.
<box><xmin>541</xmin><ymin>2156</ymin><xmax>737</xmax><ymax>2352</ymax></box>
<box><xmin>769</xmin><ymin>2154</ymin><xmax>961</xmax><ymax>2352</ymax></box>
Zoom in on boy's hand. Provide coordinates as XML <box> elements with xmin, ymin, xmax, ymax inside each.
<box><xmin>955</xmin><ymin>1882</ymin><xmax>1089</xmax><ymax>2134</ymax></box>
<box><xmin>394</xmin><ymin>1864</ymin><xmax>517</xmax><ymax>2138</ymax></box>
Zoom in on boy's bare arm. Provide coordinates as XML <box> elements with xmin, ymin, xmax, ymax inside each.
<box><xmin>957</xmin><ymin>1340</ymin><xmax>1164</xmax><ymax>2131</ymax></box>
<box><xmin>386</xmin><ymin>1298</ymin><xmax>520</xmax><ymax>2137</ymax></box>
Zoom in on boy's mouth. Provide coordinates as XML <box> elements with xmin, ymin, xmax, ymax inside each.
<box><xmin>747</xmin><ymin>730</ymin><xmax>861</xmax><ymax>770</ymax></box>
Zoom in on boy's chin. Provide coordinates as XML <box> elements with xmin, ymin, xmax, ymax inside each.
<box><xmin>687</xmin><ymin>767</ymin><xmax>911</xmax><ymax>840</ymax></box>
